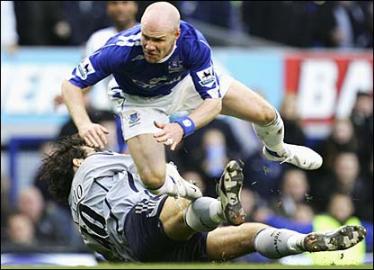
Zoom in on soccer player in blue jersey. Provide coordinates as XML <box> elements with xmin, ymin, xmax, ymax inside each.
<box><xmin>39</xmin><ymin>135</ymin><xmax>366</xmax><ymax>262</ymax></box>
<box><xmin>61</xmin><ymin>2</ymin><xmax>323</xmax><ymax>198</ymax></box>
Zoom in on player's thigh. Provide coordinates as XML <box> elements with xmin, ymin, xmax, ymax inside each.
<box><xmin>127</xmin><ymin>134</ymin><xmax>166</xmax><ymax>181</ymax></box>
<box><xmin>160</xmin><ymin>197</ymin><xmax>195</xmax><ymax>241</ymax></box>
<box><xmin>206</xmin><ymin>222</ymin><xmax>268</xmax><ymax>261</ymax></box>
<box><xmin>221</xmin><ymin>80</ymin><xmax>275</xmax><ymax>125</ymax></box>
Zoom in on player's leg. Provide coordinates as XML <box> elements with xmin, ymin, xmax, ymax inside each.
<box><xmin>127</xmin><ymin>134</ymin><xmax>166</xmax><ymax>189</ymax></box>
<box><xmin>127</xmin><ymin>135</ymin><xmax>201</xmax><ymax>199</ymax></box>
<box><xmin>221</xmin><ymin>79</ymin><xmax>323</xmax><ymax>170</ymax></box>
<box><xmin>159</xmin><ymin>160</ymin><xmax>246</xmax><ymax>240</ymax></box>
<box><xmin>206</xmin><ymin>223</ymin><xmax>367</xmax><ymax>261</ymax></box>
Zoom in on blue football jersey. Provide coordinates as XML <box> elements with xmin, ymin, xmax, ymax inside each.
<box><xmin>69</xmin><ymin>20</ymin><xmax>221</xmax><ymax>100</ymax></box>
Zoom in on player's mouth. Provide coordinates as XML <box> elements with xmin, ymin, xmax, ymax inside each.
<box><xmin>144</xmin><ymin>51</ymin><xmax>158</xmax><ymax>58</ymax></box>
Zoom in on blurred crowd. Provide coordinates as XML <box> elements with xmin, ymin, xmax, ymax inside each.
<box><xmin>1</xmin><ymin>0</ymin><xmax>373</xmax><ymax>264</ymax></box>
<box><xmin>1</xmin><ymin>1</ymin><xmax>373</xmax><ymax>52</ymax></box>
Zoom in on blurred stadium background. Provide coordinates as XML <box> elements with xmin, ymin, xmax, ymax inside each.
<box><xmin>1</xmin><ymin>1</ymin><xmax>373</xmax><ymax>268</ymax></box>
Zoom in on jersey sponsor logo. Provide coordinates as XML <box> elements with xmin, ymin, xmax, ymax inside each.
<box><xmin>196</xmin><ymin>66</ymin><xmax>216</xmax><ymax>88</ymax></box>
<box><xmin>76</xmin><ymin>57</ymin><xmax>95</xmax><ymax>80</ymax></box>
<box><xmin>131</xmin><ymin>75</ymin><xmax>183</xmax><ymax>89</ymax></box>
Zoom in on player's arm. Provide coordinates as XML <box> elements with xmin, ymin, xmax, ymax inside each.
<box><xmin>62</xmin><ymin>45</ymin><xmax>123</xmax><ymax>148</ymax></box>
<box><xmin>61</xmin><ymin>80</ymin><xmax>108</xmax><ymax>149</ymax></box>
<box><xmin>186</xmin><ymin>98</ymin><xmax>221</xmax><ymax>129</ymax></box>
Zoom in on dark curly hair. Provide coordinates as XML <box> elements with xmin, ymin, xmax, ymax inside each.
<box><xmin>38</xmin><ymin>134</ymin><xmax>89</xmax><ymax>203</ymax></box>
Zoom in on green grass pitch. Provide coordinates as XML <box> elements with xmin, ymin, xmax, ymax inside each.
<box><xmin>1</xmin><ymin>263</ymin><xmax>373</xmax><ymax>269</ymax></box>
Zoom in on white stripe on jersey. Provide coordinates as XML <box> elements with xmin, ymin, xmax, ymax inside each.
<box><xmin>115</xmin><ymin>33</ymin><xmax>141</xmax><ymax>47</ymax></box>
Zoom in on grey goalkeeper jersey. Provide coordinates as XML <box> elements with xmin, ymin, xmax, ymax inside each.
<box><xmin>68</xmin><ymin>151</ymin><xmax>164</xmax><ymax>261</ymax></box>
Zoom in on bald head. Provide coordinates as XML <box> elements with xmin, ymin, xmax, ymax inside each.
<box><xmin>141</xmin><ymin>2</ymin><xmax>180</xmax><ymax>32</ymax></box>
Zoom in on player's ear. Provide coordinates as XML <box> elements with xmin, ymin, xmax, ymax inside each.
<box><xmin>175</xmin><ymin>27</ymin><xmax>180</xmax><ymax>39</ymax></box>
<box><xmin>72</xmin><ymin>158</ymin><xmax>83</xmax><ymax>169</ymax></box>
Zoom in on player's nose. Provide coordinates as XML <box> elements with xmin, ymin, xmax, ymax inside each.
<box><xmin>144</xmin><ymin>42</ymin><xmax>156</xmax><ymax>51</ymax></box>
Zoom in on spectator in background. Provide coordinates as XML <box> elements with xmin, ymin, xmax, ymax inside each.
<box><xmin>5</xmin><ymin>212</ymin><xmax>36</xmax><ymax>247</ymax></box>
<box><xmin>271</xmin><ymin>169</ymin><xmax>310</xmax><ymax>218</ymax></box>
<box><xmin>1</xmin><ymin>175</ymin><xmax>11</xmax><ymax>242</ymax></box>
<box><xmin>240</xmin><ymin>188</ymin><xmax>266</xmax><ymax>223</ymax></box>
<box><xmin>279</xmin><ymin>94</ymin><xmax>306</xmax><ymax>147</ymax></box>
<box><xmin>292</xmin><ymin>203</ymin><xmax>315</xmax><ymax>224</ymax></box>
<box><xmin>1</xmin><ymin>1</ymin><xmax>18</xmax><ymax>54</ymax></box>
<box><xmin>61</xmin><ymin>1</ymin><xmax>109</xmax><ymax>46</ymax></box>
<box><xmin>240</xmin><ymin>1</ymin><xmax>312</xmax><ymax>47</ymax></box>
<box><xmin>17</xmin><ymin>187</ymin><xmax>78</xmax><ymax>245</ymax></box>
<box><xmin>201</xmin><ymin>129</ymin><xmax>228</xmax><ymax>179</ymax></box>
<box><xmin>318</xmin><ymin>118</ymin><xmax>358</xmax><ymax>171</ymax></box>
<box><xmin>241</xmin><ymin>1</ymin><xmax>372</xmax><ymax>48</ymax></box>
<box><xmin>310</xmin><ymin>151</ymin><xmax>371</xmax><ymax>221</ymax></box>
<box><xmin>350</xmin><ymin>91</ymin><xmax>373</xmax><ymax>175</ymax></box>
<box><xmin>242</xmin><ymin>150</ymin><xmax>283</xmax><ymax>200</ymax></box>
<box><xmin>180</xmin><ymin>1</ymin><xmax>235</xmax><ymax>29</ymax></box>
<box><xmin>13</xmin><ymin>1</ymin><xmax>70</xmax><ymax>46</ymax></box>
<box><xmin>310</xmin><ymin>1</ymin><xmax>373</xmax><ymax>48</ymax></box>
<box><xmin>332</xmin><ymin>1</ymin><xmax>373</xmax><ymax>48</ymax></box>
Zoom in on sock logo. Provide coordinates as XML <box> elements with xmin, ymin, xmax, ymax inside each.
<box><xmin>273</xmin><ymin>231</ymin><xmax>282</xmax><ymax>257</ymax></box>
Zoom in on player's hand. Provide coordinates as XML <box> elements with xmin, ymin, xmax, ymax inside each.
<box><xmin>153</xmin><ymin>121</ymin><xmax>183</xmax><ymax>151</ymax></box>
<box><xmin>78</xmin><ymin>123</ymin><xmax>109</xmax><ymax>149</ymax></box>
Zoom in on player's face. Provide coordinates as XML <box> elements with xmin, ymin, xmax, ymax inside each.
<box><xmin>107</xmin><ymin>1</ymin><xmax>137</xmax><ymax>28</ymax></box>
<box><xmin>141</xmin><ymin>27</ymin><xmax>180</xmax><ymax>63</ymax></box>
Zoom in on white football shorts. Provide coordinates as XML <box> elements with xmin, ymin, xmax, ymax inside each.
<box><xmin>108</xmin><ymin>71</ymin><xmax>233</xmax><ymax>141</ymax></box>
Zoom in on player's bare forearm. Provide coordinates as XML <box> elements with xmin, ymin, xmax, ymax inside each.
<box><xmin>188</xmin><ymin>98</ymin><xmax>222</xmax><ymax>129</ymax></box>
<box><xmin>61</xmin><ymin>79</ymin><xmax>92</xmax><ymax>127</ymax></box>
<box><xmin>61</xmin><ymin>80</ymin><xmax>109</xmax><ymax>149</ymax></box>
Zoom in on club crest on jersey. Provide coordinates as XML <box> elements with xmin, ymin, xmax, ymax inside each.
<box><xmin>127</xmin><ymin>111</ymin><xmax>141</xmax><ymax>127</ymax></box>
<box><xmin>76</xmin><ymin>58</ymin><xmax>95</xmax><ymax>80</ymax></box>
<box><xmin>196</xmin><ymin>66</ymin><xmax>216</xmax><ymax>88</ymax></box>
<box><xmin>168</xmin><ymin>59</ymin><xmax>184</xmax><ymax>73</ymax></box>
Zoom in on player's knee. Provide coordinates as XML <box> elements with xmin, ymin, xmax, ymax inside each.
<box><xmin>257</xmin><ymin>104</ymin><xmax>276</xmax><ymax>125</ymax></box>
<box><xmin>139</xmin><ymin>167</ymin><xmax>166</xmax><ymax>189</ymax></box>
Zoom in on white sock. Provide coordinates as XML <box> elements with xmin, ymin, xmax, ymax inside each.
<box><xmin>254</xmin><ymin>227</ymin><xmax>306</xmax><ymax>259</ymax></box>
<box><xmin>149</xmin><ymin>163</ymin><xmax>202</xmax><ymax>200</ymax></box>
<box><xmin>253</xmin><ymin>108</ymin><xmax>285</xmax><ymax>154</ymax></box>
<box><xmin>149</xmin><ymin>174</ymin><xmax>177</xmax><ymax>196</ymax></box>
<box><xmin>184</xmin><ymin>197</ymin><xmax>224</xmax><ymax>232</ymax></box>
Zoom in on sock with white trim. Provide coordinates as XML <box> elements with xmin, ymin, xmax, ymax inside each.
<box><xmin>253</xmin><ymin>109</ymin><xmax>285</xmax><ymax>155</ymax></box>
<box><xmin>254</xmin><ymin>227</ymin><xmax>306</xmax><ymax>259</ymax></box>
